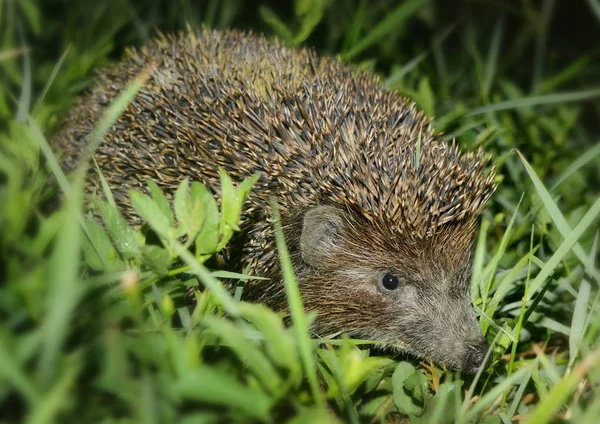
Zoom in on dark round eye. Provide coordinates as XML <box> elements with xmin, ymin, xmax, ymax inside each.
<box><xmin>380</xmin><ymin>273</ymin><xmax>400</xmax><ymax>291</ymax></box>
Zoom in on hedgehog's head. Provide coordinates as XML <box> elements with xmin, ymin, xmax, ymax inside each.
<box><xmin>297</xmin><ymin>205</ymin><xmax>487</xmax><ymax>372</ymax></box>
<box><xmin>294</xmin><ymin>143</ymin><xmax>496</xmax><ymax>373</ymax></box>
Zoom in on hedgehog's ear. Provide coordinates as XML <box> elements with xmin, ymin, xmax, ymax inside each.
<box><xmin>300</xmin><ymin>205</ymin><xmax>346</xmax><ymax>268</ymax></box>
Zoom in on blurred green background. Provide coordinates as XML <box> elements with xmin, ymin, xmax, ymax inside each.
<box><xmin>1</xmin><ymin>0</ymin><xmax>599</xmax><ymax>423</ymax></box>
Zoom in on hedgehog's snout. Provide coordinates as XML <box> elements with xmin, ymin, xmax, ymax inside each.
<box><xmin>464</xmin><ymin>339</ymin><xmax>490</xmax><ymax>374</ymax></box>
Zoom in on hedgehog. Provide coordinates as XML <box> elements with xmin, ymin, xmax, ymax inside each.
<box><xmin>52</xmin><ymin>28</ymin><xmax>497</xmax><ymax>373</ymax></box>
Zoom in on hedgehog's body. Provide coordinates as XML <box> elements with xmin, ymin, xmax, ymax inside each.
<box><xmin>53</xmin><ymin>28</ymin><xmax>496</xmax><ymax>373</ymax></box>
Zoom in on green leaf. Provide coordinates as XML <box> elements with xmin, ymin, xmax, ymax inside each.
<box><xmin>147</xmin><ymin>180</ymin><xmax>174</xmax><ymax>226</ymax></box>
<box><xmin>174</xmin><ymin>178</ymin><xmax>191</xmax><ymax>232</ymax></box>
<box><xmin>403</xmin><ymin>369</ymin><xmax>430</xmax><ymax>403</ymax></box>
<box><xmin>201</xmin><ymin>316</ymin><xmax>282</xmax><ymax>395</ymax></box>
<box><xmin>238</xmin><ymin>303</ymin><xmax>300</xmax><ymax>375</ymax></box>
<box><xmin>219</xmin><ymin>168</ymin><xmax>238</xmax><ymax>233</ymax></box>
<box><xmin>340</xmin><ymin>350</ymin><xmax>393</xmax><ymax>397</ymax></box>
<box><xmin>411</xmin><ymin>380</ymin><xmax>462</xmax><ymax>424</ymax></box>
<box><xmin>391</xmin><ymin>362</ymin><xmax>423</xmax><ymax>415</ymax></box>
<box><xmin>235</xmin><ymin>173</ymin><xmax>260</xmax><ymax>206</ymax></box>
<box><xmin>130</xmin><ymin>191</ymin><xmax>171</xmax><ymax>237</ymax></box>
<box><xmin>171</xmin><ymin>239</ymin><xmax>239</xmax><ymax>315</ymax></box>
<box><xmin>81</xmin><ymin>219</ymin><xmax>123</xmax><ymax>272</ymax></box>
<box><xmin>175</xmin><ymin>368</ymin><xmax>272</xmax><ymax>422</ymax></box>
<box><xmin>92</xmin><ymin>198</ymin><xmax>141</xmax><ymax>258</ymax></box>
<box><xmin>193</xmin><ymin>182</ymin><xmax>220</xmax><ymax>255</ymax></box>
<box><xmin>141</xmin><ymin>245</ymin><xmax>173</xmax><ymax>275</ymax></box>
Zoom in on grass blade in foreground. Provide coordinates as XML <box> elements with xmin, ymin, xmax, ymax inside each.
<box><xmin>270</xmin><ymin>198</ymin><xmax>325</xmax><ymax>409</ymax></box>
<box><xmin>527</xmin><ymin>347</ymin><xmax>600</xmax><ymax>424</ymax></box>
<box><xmin>32</xmin><ymin>66</ymin><xmax>150</xmax><ymax>386</ymax></box>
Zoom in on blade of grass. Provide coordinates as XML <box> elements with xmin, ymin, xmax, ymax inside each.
<box><xmin>586</xmin><ymin>0</ymin><xmax>600</xmax><ymax>23</ymax></box>
<box><xmin>502</xmin><ymin>225</ymin><xmax>535</xmax><ymax>409</ymax></box>
<box><xmin>482</xmin><ymin>16</ymin><xmax>504</xmax><ymax>101</ymax></box>
<box><xmin>481</xmin><ymin>194</ymin><xmax>523</xmax><ymax>309</ymax></box>
<box><xmin>29</xmin><ymin>120</ymin><xmax>72</xmax><ymax>197</ymax></box>
<box><xmin>0</xmin><ymin>47</ymin><xmax>27</xmax><ymax>61</ymax></box>
<box><xmin>384</xmin><ymin>24</ymin><xmax>454</xmax><ymax>89</ymax></box>
<box><xmin>526</xmin><ymin>347</ymin><xmax>600</xmax><ymax>424</ymax></box>
<box><xmin>531</xmin><ymin>0</ymin><xmax>557</xmax><ymax>89</ymax></box>
<box><xmin>383</xmin><ymin>50</ymin><xmax>429</xmax><ymax>88</ymax></box>
<box><xmin>569</xmin><ymin>232</ymin><xmax>598</xmax><ymax>371</ymax></box>
<box><xmin>507</xmin><ymin>358</ymin><xmax>538</xmax><ymax>418</ymax></box>
<box><xmin>171</xmin><ymin>239</ymin><xmax>239</xmax><ymax>315</ymax></box>
<box><xmin>568</xmin><ymin>276</ymin><xmax>591</xmax><ymax>369</ymax></box>
<box><xmin>202</xmin><ymin>316</ymin><xmax>282</xmax><ymax>395</ymax></box>
<box><xmin>582</xmin><ymin>232</ymin><xmax>599</xmax><ymax>346</ymax></box>
<box><xmin>0</xmin><ymin>342</ymin><xmax>40</xmax><ymax>405</ymax></box>
<box><xmin>16</xmin><ymin>33</ymin><xmax>31</xmax><ymax>123</ymax></box>
<box><xmin>342</xmin><ymin>0</ymin><xmax>430</xmax><ymax>60</ymax></box>
<box><xmin>528</xmin><ymin>196</ymin><xmax>600</xmax><ymax>296</ymax></box>
<box><xmin>534</xmin><ymin>55</ymin><xmax>592</xmax><ymax>95</ymax></box>
<box><xmin>483</xmin><ymin>247</ymin><xmax>539</xmax><ymax>334</ymax></box>
<box><xmin>460</xmin><ymin>363</ymin><xmax>531</xmax><ymax>422</ymax></box>
<box><xmin>37</xmin><ymin>172</ymin><xmax>84</xmax><ymax>386</ymax></box>
<box><xmin>460</xmin><ymin>330</ymin><xmax>504</xmax><ymax>418</ymax></box>
<box><xmin>259</xmin><ymin>6</ymin><xmax>294</xmax><ymax>43</ymax></box>
<box><xmin>270</xmin><ymin>198</ymin><xmax>324</xmax><ymax>408</ymax></box>
<box><xmin>28</xmin><ymin>355</ymin><xmax>81</xmax><ymax>424</ymax></box>
<box><xmin>467</xmin><ymin>88</ymin><xmax>600</xmax><ymax>116</ymax></box>
<box><xmin>34</xmin><ymin>44</ymin><xmax>71</xmax><ymax>110</ymax></box>
<box><xmin>471</xmin><ymin>218</ymin><xmax>489</xmax><ymax>303</ymax></box>
<box><xmin>550</xmin><ymin>142</ymin><xmax>600</xmax><ymax>191</ymax></box>
<box><xmin>517</xmin><ymin>150</ymin><xmax>600</xmax><ymax>283</ymax></box>
<box><xmin>36</xmin><ymin>67</ymin><xmax>151</xmax><ymax>384</ymax></box>
<box><xmin>341</xmin><ymin>0</ymin><xmax>368</xmax><ymax>53</ymax></box>
<box><xmin>93</xmin><ymin>157</ymin><xmax>117</xmax><ymax>209</ymax></box>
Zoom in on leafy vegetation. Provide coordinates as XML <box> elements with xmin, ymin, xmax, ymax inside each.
<box><xmin>1</xmin><ymin>0</ymin><xmax>599</xmax><ymax>422</ymax></box>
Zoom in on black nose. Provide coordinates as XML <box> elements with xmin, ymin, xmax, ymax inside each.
<box><xmin>465</xmin><ymin>341</ymin><xmax>490</xmax><ymax>374</ymax></box>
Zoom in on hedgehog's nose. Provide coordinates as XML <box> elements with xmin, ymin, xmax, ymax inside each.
<box><xmin>465</xmin><ymin>340</ymin><xmax>490</xmax><ymax>374</ymax></box>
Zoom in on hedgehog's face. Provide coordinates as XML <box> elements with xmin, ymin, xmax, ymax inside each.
<box><xmin>299</xmin><ymin>205</ymin><xmax>489</xmax><ymax>373</ymax></box>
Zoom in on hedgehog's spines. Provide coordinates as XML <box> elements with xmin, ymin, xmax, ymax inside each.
<box><xmin>53</xmin><ymin>26</ymin><xmax>496</xmax><ymax>256</ymax></box>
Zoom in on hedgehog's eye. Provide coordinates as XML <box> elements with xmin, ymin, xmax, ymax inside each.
<box><xmin>379</xmin><ymin>273</ymin><xmax>401</xmax><ymax>291</ymax></box>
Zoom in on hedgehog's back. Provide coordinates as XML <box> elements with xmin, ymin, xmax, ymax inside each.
<box><xmin>55</xmin><ymin>29</ymin><xmax>403</xmax><ymax>209</ymax></box>
<box><xmin>53</xmin><ymin>28</ymin><xmax>494</xmax><ymax>240</ymax></box>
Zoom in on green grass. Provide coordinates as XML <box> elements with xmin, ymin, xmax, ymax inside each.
<box><xmin>1</xmin><ymin>0</ymin><xmax>599</xmax><ymax>422</ymax></box>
